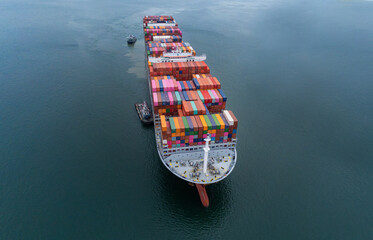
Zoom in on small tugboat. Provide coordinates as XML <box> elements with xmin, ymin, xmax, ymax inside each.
<box><xmin>127</xmin><ymin>34</ymin><xmax>137</xmax><ymax>44</ymax></box>
<box><xmin>135</xmin><ymin>101</ymin><xmax>153</xmax><ymax>124</ymax></box>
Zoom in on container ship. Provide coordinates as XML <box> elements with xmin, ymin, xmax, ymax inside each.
<box><xmin>143</xmin><ymin>16</ymin><xmax>238</xmax><ymax>207</ymax></box>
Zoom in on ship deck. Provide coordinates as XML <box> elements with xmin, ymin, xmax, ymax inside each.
<box><xmin>150</xmin><ymin>90</ymin><xmax>237</xmax><ymax>185</ymax></box>
<box><xmin>144</xmin><ymin>19</ymin><xmax>237</xmax><ymax>184</ymax></box>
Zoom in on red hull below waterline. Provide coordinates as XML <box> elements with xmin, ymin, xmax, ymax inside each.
<box><xmin>196</xmin><ymin>184</ymin><xmax>209</xmax><ymax>207</ymax></box>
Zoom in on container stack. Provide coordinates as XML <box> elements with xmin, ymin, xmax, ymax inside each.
<box><xmin>177</xmin><ymin>81</ymin><xmax>196</xmax><ymax>91</ymax></box>
<box><xmin>197</xmin><ymin>89</ymin><xmax>227</xmax><ymax>113</ymax></box>
<box><xmin>143</xmin><ymin>16</ymin><xmax>175</xmax><ymax>27</ymax></box>
<box><xmin>151</xmin><ymin>76</ymin><xmax>178</xmax><ymax>92</ymax></box>
<box><xmin>149</xmin><ymin>61</ymin><xmax>210</xmax><ymax>80</ymax></box>
<box><xmin>182</xmin><ymin>100</ymin><xmax>206</xmax><ymax>116</ymax></box>
<box><xmin>144</xmin><ymin>28</ymin><xmax>182</xmax><ymax>42</ymax></box>
<box><xmin>143</xmin><ymin>16</ymin><xmax>181</xmax><ymax>41</ymax></box>
<box><xmin>152</xmin><ymin>91</ymin><xmax>182</xmax><ymax>115</ymax></box>
<box><xmin>223</xmin><ymin>110</ymin><xmax>238</xmax><ymax>140</ymax></box>
<box><xmin>143</xmin><ymin>16</ymin><xmax>174</xmax><ymax>22</ymax></box>
<box><xmin>181</xmin><ymin>90</ymin><xmax>200</xmax><ymax>101</ymax></box>
<box><xmin>145</xmin><ymin>26</ymin><xmax>179</xmax><ymax>30</ymax></box>
<box><xmin>192</xmin><ymin>74</ymin><xmax>221</xmax><ymax>89</ymax></box>
<box><xmin>156</xmin><ymin>36</ymin><xmax>182</xmax><ymax>43</ymax></box>
<box><xmin>146</xmin><ymin>42</ymin><xmax>196</xmax><ymax>57</ymax></box>
<box><xmin>144</xmin><ymin>16</ymin><xmax>238</xmax><ymax>150</ymax></box>
<box><xmin>160</xmin><ymin>113</ymin><xmax>238</xmax><ymax>148</ymax></box>
<box><xmin>152</xmin><ymin>90</ymin><xmax>226</xmax><ymax>116</ymax></box>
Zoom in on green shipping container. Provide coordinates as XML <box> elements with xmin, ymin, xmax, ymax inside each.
<box><xmin>197</xmin><ymin>90</ymin><xmax>204</xmax><ymax>103</ymax></box>
<box><xmin>182</xmin><ymin>117</ymin><xmax>189</xmax><ymax>132</ymax></box>
<box><xmin>175</xmin><ymin>91</ymin><xmax>182</xmax><ymax>104</ymax></box>
<box><xmin>169</xmin><ymin>117</ymin><xmax>176</xmax><ymax>133</ymax></box>
<box><xmin>190</xmin><ymin>101</ymin><xmax>198</xmax><ymax>115</ymax></box>
<box><xmin>212</xmin><ymin>114</ymin><xmax>221</xmax><ymax>129</ymax></box>
<box><xmin>203</xmin><ymin>115</ymin><xmax>212</xmax><ymax>130</ymax></box>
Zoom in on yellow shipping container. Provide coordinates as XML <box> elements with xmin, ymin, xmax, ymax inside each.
<box><xmin>215</xmin><ymin>114</ymin><xmax>225</xmax><ymax>129</ymax></box>
<box><xmin>174</xmin><ymin>117</ymin><xmax>180</xmax><ymax>133</ymax></box>
<box><xmin>199</xmin><ymin>115</ymin><xmax>208</xmax><ymax>131</ymax></box>
<box><xmin>160</xmin><ymin>115</ymin><xmax>167</xmax><ymax>132</ymax></box>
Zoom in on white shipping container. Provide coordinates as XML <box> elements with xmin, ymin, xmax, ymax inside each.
<box><xmin>153</xmin><ymin>36</ymin><xmax>172</xmax><ymax>41</ymax></box>
<box><xmin>223</xmin><ymin>110</ymin><xmax>234</xmax><ymax>126</ymax></box>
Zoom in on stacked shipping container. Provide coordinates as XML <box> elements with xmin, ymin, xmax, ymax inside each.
<box><xmin>146</xmin><ymin>42</ymin><xmax>196</xmax><ymax>57</ymax></box>
<box><xmin>143</xmin><ymin>16</ymin><xmax>174</xmax><ymax>22</ymax></box>
<box><xmin>182</xmin><ymin>100</ymin><xmax>206</xmax><ymax>116</ymax></box>
<box><xmin>148</xmin><ymin>61</ymin><xmax>210</xmax><ymax>81</ymax></box>
<box><xmin>152</xmin><ymin>87</ymin><xmax>226</xmax><ymax>115</ymax></box>
<box><xmin>160</xmin><ymin>111</ymin><xmax>238</xmax><ymax>149</ymax></box>
<box><xmin>144</xmin><ymin>28</ymin><xmax>182</xmax><ymax>42</ymax></box>
<box><xmin>192</xmin><ymin>74</ymin><xmax>221</xmax><ymax>89</ymax></box>
<box><xmin>144</xmin><ymin>16</ymin><xmax>238</xmax><ymax>149</ymax></box>
<box><xmin>156</xmin><ymin>36</ymin><xmax>182</xmax><ymax>43</ymax></box>
<box><xmin>151</xmin><ymin>76</ymin><xmax>178</xmax><ymax>92</ymax></box>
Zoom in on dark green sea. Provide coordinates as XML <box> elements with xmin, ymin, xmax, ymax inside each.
<box><xmin>1</xmin><ymin>0</ymin><xmax>373</xmax><ymax>239</ymax></box>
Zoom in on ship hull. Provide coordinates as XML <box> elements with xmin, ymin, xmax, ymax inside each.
<box><xmin>143</xmin><ymin>16</ymin><xmax>237</xmax><ymax>185</ymax></box>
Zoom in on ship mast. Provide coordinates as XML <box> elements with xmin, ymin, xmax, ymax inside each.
<box><xmin>203</xmin><ymin>135</ymin><xmax>211</xmax><ymax>175</ymax></box>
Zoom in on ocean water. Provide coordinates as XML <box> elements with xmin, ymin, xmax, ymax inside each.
<box><xmin>1</xmin><ymin>0</ymin><xmax>373</xmax><ymax>239</ymax></box>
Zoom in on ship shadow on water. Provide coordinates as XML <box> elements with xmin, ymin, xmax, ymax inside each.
<box><xmin>139</xmin><ymin>122</ymin><xmax>153</xmax><ymax>129</ymax></box>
